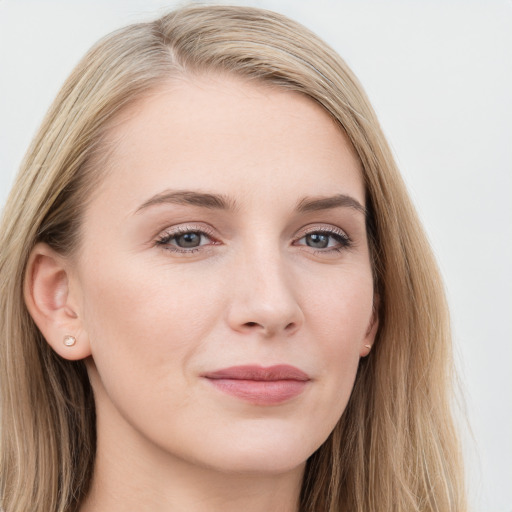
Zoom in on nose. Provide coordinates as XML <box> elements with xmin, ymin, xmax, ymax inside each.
<box><xmin>226</xmin><ymin>250</ymin><xmax>304</xmax><ymax>338</ymax></box>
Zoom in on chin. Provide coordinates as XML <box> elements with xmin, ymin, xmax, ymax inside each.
<box><xmin>208</xmin><ymin>449</ymin><xmax>309</xmax><ymax>476</ymax></box>
<box><xmin>190</xmin><ymin>426</ymin><xmax>324</xmax><ymax>476</ymax></box>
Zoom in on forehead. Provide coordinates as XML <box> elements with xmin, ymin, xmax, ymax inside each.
<box><xmin>92</xmin><ymin>74</ymin><xmax>365</xmax><ymax>212</ymax></box>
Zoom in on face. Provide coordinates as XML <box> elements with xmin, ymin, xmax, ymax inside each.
<box><xmin>70</xmin><ymin>75</ymin><xmax>377</xmax><ymax>475</ymax></box>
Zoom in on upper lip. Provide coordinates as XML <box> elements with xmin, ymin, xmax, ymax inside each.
<box><xmin>203</xmin><ymin>365</ymin><xmax>310</xmax><ymax>381</ymax></box>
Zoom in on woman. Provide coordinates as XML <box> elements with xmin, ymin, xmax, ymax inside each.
<box><xmin>0</xmin><ymin>5</ymin><xmax>466</xmax><ymax>512</ymax></box>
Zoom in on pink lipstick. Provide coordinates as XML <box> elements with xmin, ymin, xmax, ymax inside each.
<box><xmin>203</xmin><ymin>365</ymin><xmax>310</xmax><ymax>405</ymax></box>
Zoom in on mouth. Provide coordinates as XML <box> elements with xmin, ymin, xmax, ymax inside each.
<box><xmin>202</xmin><ymin>365</ymin><xmax>310</xmax><ymax>405</ymax></box>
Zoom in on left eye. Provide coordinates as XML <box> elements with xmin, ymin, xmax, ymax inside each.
<box><xmin>295</xmin><ymin>231</ymin><xmax>349</xmax><ymax>250</ymax></box>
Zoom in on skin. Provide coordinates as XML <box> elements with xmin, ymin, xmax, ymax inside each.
<box><xmin>26</xmin><ymin>75</ymin><xmax>378</xmax><ymax>512</ymax></box>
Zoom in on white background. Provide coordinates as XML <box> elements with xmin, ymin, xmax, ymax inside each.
<box><xmin>1</xmin><ymin>1</ymin><xmax>511</xmax><ymax>510</ymax></box>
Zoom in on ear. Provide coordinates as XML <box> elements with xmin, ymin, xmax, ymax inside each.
<box><xmin>24</xmin><ymin>243</ymin><xmax>91</xmax><ymax>360</ymax></box>
<box><xmin>360</xmin><ymin>294</ymin><xmax>379</xmax><ymax>358</ymax></box>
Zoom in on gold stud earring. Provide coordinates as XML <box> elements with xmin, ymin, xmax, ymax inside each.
<box><xmin>63</xmin><ymin>335</ymin><xmax>76</xmax><ymax>347</ymax></box>
<box><xmin>364</xmin><ymin>344</ymin><xmax>372</xmax><ymax>350</ymax></box>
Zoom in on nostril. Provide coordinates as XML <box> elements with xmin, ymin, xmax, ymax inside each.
<box><xmin>238</xmin><ymin>319</ymin><xmax>300</xmax><ymax>336</ymax></box>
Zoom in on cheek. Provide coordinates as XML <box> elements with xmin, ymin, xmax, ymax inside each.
<box><xmin>304</xmin><ymin>265</ymin><xmax>374</xmax><ymax>350</ymax></box>
<box><xmin>82</xmin><ymin>252</ymin><xmax>218</xmax><ymax>339</ymax></box>
<box><xmin>78</xmin><ymin>255</ymin><xmax>223</xmax><ymax>402</ymax></box>
<box><xmin>297</xmin><ymin>267</ymin><xmax>374</xmax><ymax>425</ymax></box>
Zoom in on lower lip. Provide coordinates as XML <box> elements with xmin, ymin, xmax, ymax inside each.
<box><xmin>206</xmin><ymin>378</ymin><xmax>308</xmax><ymax>405</ymax></box>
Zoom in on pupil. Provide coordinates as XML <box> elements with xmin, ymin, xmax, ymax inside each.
<box><xmin>176</xmin><ymin>232</ymin><xmax>201</xmax><ymax>248</ymax></box>
<box><xmin>306</xmin><ymin>233</ymin><xmax>329</xmax><ymax>248</ymax></box>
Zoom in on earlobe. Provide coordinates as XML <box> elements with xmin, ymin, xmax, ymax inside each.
<box><xmin>24</xmin><ymin>243</ymin><xmax>91</xmax><ymax>360</ymax></box>
<box><xmin>361</xmin><ymin>296</ymin><xmax>379</xmax><ymax>357</ymax></box>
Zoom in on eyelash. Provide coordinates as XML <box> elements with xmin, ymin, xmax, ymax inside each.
<box><xmin>155</xmin><ymin>225</ymin><xmax>351</xmax><ymax>255</ymax></box>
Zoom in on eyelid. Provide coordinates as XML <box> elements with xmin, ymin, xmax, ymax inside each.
<box><xmin>294</xmin><ymin>224</ymin><xmax>349</xmax><ymax>240</ymax></box>
<box><xmin>158</xmin><ymin>223</ymin><xmax>216</xmax><ymax>237</ymax></box>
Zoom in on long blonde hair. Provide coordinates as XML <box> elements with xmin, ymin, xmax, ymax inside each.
<box><xmin>0</xmin><ymin>5</ymin><xmax>466</xmax><ymax>511</ymax></box>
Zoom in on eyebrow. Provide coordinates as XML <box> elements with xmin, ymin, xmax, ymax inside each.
<box><xmin>135</xmin><ymin>190</ymin><xmax>238</xmax><ymax>213</ymax></box>
<box><xmin>295</xmin><ymin>194</ymin><xmax>366</xmax><ymax>216</ymax></box>
<box><xmin>135</xmin><ymin>189</ymin><xmax>366</xmax><ymax>216</ymax></box>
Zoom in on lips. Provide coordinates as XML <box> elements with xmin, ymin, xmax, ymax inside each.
<box><xmin>203</xmin><ymin>365</ymin><xmax>310</xmax><ymax>405</ymax></box>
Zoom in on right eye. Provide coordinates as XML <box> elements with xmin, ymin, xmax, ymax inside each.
<box><xmin>155</xmin><ymin>226</ymin><xmax>218</xmax><ymax>254</ymax></box>
<box><xmin>168</xmin><ymin>231</ymin><xmax>208</xmax><ymax>248</ymax></box>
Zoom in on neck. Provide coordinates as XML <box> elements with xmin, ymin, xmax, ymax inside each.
<box><xmin>81</xmin><ymin>458</ymin><xmax>303</xmax><ymax>512</ymax></box>
<box><xmin>81</xmin><ymin>445</ymin><xmax>304</xmax><ymax>512</ymax></box>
